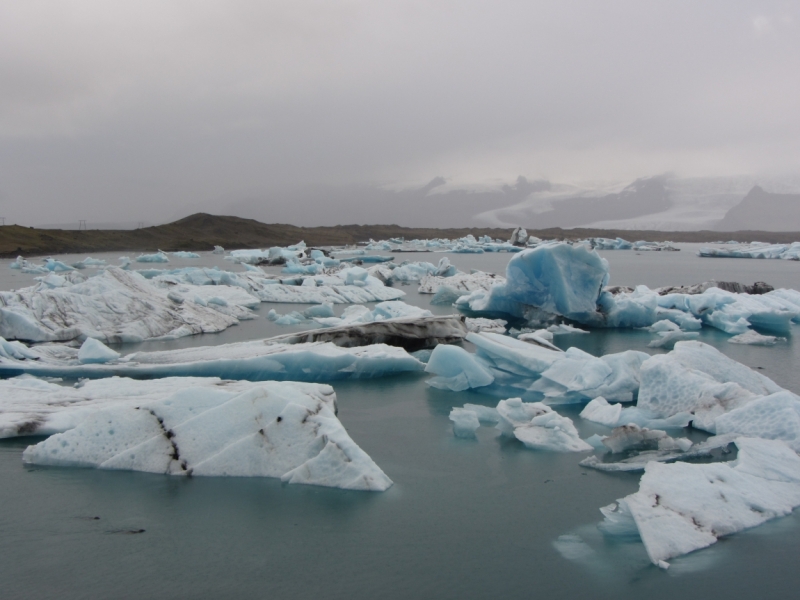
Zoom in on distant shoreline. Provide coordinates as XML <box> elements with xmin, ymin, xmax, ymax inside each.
<box><xmin>1</xmin><ymin>212</ymin><xmax>798</xmax><ymax>258</ymax></box>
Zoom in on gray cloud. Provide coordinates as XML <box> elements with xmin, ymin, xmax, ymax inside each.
<box><xmin>0</xmin><ymin>1</ymin><xmax>798</xmax><ymax>226</ymax></box>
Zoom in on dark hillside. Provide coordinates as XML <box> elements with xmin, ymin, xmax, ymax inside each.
<box><xmin>1</xmin><ymin>213</ymin><xmax>799</xmax><ymax>257</ymax></box>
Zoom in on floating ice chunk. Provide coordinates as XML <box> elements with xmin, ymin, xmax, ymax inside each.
<box><xmin>496</xmin><ymin>398</ymin><xmax>551</xmax><ymax>434</ymax></box>
<box><xmin>425</xmin><ymin>345</ymin><xmax>495</xmax><ymax>391</ymax></box>
<box><xmin>457</xmin><ymin>243</ymin><xmax>609</xmax><ymax>323</ymax></box>
<box><xmin>314</xmin><ymin>301</ymin><xmax>433</xmax><ymax>328</ymax></box>
<box><xmin>513</xmin><ymin>409</ymin><xmax>593</xmax><ymax>452</ymax></box>
<box><xmin>465</xmin><ymin>317</ymin><xmax>507</xmax><ymax>334</ymax></box>
<box><xmin>636</xmin><ymin>341</ymin><xmax>784</xmax><ymax>431</ymax></box>
<box><xmin>429</xmin><ymin>286</ymin><xmax>463</xmax><ymax>306</ymax></box>
<box><xmin>0</xmin><ymin>267</ymin><xmax>239</xmax><ymax>343</ymax></box>
<box><xmin>172</xmin><ymin>251</ymin><xmax>200</xmax><ymax>258</ymax></box>
<box><xmin>698</xmin><ymin>242</ymin><xmax>800</xmax><ymax>260</ymax></box>
<box><xmin>654</xmin><ymin>308</ymin><xmax>703</xmax><ymax>330</ymax></box>
<box><xmin>274</xmin><ymin>312</ymin><xmax>308</xmax><ymax>326</ymax></box>
<box><xmin>714</xmin><ymin>391</ymin><xmax>800</xmax><ymax>451</ymax></box>
<box><xmin>303</xmin><ymin>303</ymin><xmax>335</xmax><ymax>318</ymax></box>
<box><xmin>77</xmin><ymin>338</ymin><xmax>120</xmax><ymax>364</ymax></box>
<box><xmin>600</xmin><ymin>424</ymin><xmax>671</xmax><ymax>453</ymax></box>
<box><xmin>647</xmin><ymin>330</ymin><xmax>699</xmax><ymax>349</ymax></box>
<box><xmin>603</xmin><ymin>438</ymin><xmax>800</xmax><ymax>565</ymax></box>
<box><xmin>0</xmin><ymin>338</ymin><xmax>424</xmax><ymax>383</ymax></box>
<box><xmin>580</xmin><ymin>397</ymin><xmax>622</xmax><ymax>427</ymax></box>
<box><xmin>72</xmin><ymin>257</ymin><xmax>107</xmax><ymax>268</ymax></box>
<box><xmin>136</xmin><ymin>251</ymin><xmax>169</xmax><ymax>263</ymax></box>
<box><xmin>212</xmin><ymin>246</ymin><xmax>224</xmax><ymax>254</ymax></box>
<box><xmin>44</xmin><ymin>258</ymin><xmax>75</xmax><ymax>272</ymax></box>
<box><xmin>581</xmin><ymin>434</ymin><xmax>737</xmax><ymax>473</ymax></box>
<box><xmin>649</xmin><ymin>320</ymin><xmax>680</xmax><ymax>333</ymax></box>
<box><xmin>462</xmin><ymin>403</ymin><xmax>501</xmax><ymax>423</ymax></box>
<box><xmin>21</xmin><ymin>381</ymin><xmax>392</xmax><ymax>491</ymax></box>
<box><xmin>517</xmin><ymin>331</ymin><xmax>561</xmax><ymax>351</ymax></box>
<box><xmin>418</xmin><ymin>271</ymin><xmax>503</xmax><ymax>295</ymax></box>
<box><xmin>547</xmin><ymin>323</ymin><xmax>589</xmax><ymax>335</ymax></box>
<box><xmin>342</xmin><ymin>266</ymin><xmax>369</xmax><ymax>286</ymax></box>
<box><xmin>267</xmin><ymin>315</ymin><xmax>468</xmax><ymax>351</ymax></box>
<box><xmin>728</xmin><ymin>330</ymin><xmax>780</xmax><ymax>345</ymax></box>
<box><xmin>449</xmin><ymin>408</ymin><xmax>480</xmax><ymax>438</ymax></box>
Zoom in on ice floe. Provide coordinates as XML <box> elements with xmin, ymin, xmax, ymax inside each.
<box><xmin>698</xmin><ymin>241</ymin><xmax>800</xmax><ymax>260</ymax></box>
<box><xmin>0</xmin><ymin>267</ymin><xmax>239</xmax><ymax>343</ymax></box>
<box><xmin>448</xmin><ymin>398</ymin><xmax>591</xmax><ymax>452</ymax></box>
<box><xmin>599</xmin><ymin>438</ymin><xmax>800</xmax><ymax>566</ymax></box>
<box><xmin>19</xmin><ymin>379</ymin><xmax>392</xmax><ymax>491</ymax></box>
<box><xmin>425</xmin><ymin>331</ymin><xmax>647</xmax><ymax>403</ymax></box>
<box><xmin>0</xmin><ymin>337</ymin><xmax>425</xmax><ymax>382</ymax></box>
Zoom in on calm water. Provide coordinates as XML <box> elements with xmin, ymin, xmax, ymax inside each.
<box><xmin>1</xmin><ymin>246</ymin><xmax>799</xmax><ymax>599</ymax></box>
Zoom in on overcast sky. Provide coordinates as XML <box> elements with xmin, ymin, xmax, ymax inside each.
<box><xmin>1</xmin><ymin>1</ymin><xmax>798</xmax><ymax>226</ymax></box>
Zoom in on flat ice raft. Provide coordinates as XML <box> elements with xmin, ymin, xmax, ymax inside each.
<box><xmin>0</xmin><ymin>338</ymin><xmax>424</xmax><ymax>382</ymax></box>
<box><xmin>19</xmin><ymin>379</ymin><xmax>392</xmax><ymax>491</ymax></box>
<box><xmin>601</xmin><ymin>438</ymin><xmax>800</xmax><ymax>566</ymax></box>
<box><xmin>0</xmin><ymin>267</ymin><xmax>239</xmax><ymax>343</ymax></box>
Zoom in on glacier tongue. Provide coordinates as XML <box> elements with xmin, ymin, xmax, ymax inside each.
<box><xmin>0</xmin><ymin>267</ymin><xmax>239</xmax><ymax>343</ymax></box>
<box><xmin>20</xmin><ymin>379</ymin><xmax>393</xmax><ymax>491</ymax></box>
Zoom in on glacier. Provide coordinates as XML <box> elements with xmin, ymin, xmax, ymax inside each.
<box><xmin>18</xmin><ymin>379</ymin><xmax>392</xmax><ymax>491</ymax></box>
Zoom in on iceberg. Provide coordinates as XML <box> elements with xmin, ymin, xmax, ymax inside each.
<box><xmin>714</xmin><ymin>391</ymin><xmax>800</xmax><ymax>451</ymax></box>
<box><xmin>77</xmin><ymin>338</ymin><xmax>120</xmax><ymax>364</ymax></box>
<box><xmin>136</xmin><ymin>251</ymin><xmax>170</xmax><ymax>263</ymax></box>
<box><xmin>425</xmin><ymin>332</ymin><xmax>647</xmax><ymax>403</ymax></box>
<box><xmin>212</xmin><ymin>246</ymin><xmax>225</xmax><ymax>254</ymax></box>
<box><xmin>600</xmin><ymin>438</ymin><xmax>800</xmax><ymax>566</ymax></box>
<box><xmin>425</xmin><ymin>345</ymin><xmax>495</xmax><ymax>391</ymax></box>
<box><xmin>451</xmin><ymin>398</ymin><xmax>591</xmax><ymax>452</ymax></box>
<box><xmin>418</xmin><ymin>271</ymin><xmax>504</xmax><ymax>295</ymax></box>
<box><xmin>698</xmin><ymin>241</ymin><xmax>800</xmax><ymax>260</ymax></box>
<box><xmin>0</xmin><ymin>337</ymin><xmax>425</xmax><ymax>382</ymax></box>
<box><xmin>268</xmin><ymin>315</ymin><xmax>468</xmax><ymax>352</ymax></box>
<box><xmin>19</xmin><ymin>379</ymin><xmax>392</xmax><ymax>491</ymax></box>
<box><xmin>457</xmin><ymin>243</ymin><xmax>610</xmax><ymax>324</ymax></box>
<box><xmin>728</xmin><ymin>330</ymin><xmax>780</xmax><ymax>345</ymax></box>
<box><xmin>464</xmin><ymin>318</ymin><xmax>507</xmax><ymax>334</ymax></box>
<box><xmin>580</xmin><ymin>433</ymin><xmax>738</xmax><ymax>473</ymax></box>
<box><xmin>310</xmin><ymin>301</ymin><xmax>433</xmax><ymax>329</ymax></box>
<box><xmin>172</xmin><ymin>251</ymin><xmax>200</xmax><ymax>258</ymax></box>
<box><xmin>636</xmin><ymin>341</ymin><xmax>784</xmax><ymax>432</ymax></box>
<box><xmin>0</xmin><ymin>267</ymin><xmax>240</xmax><ymax>343</ymax></box>
<box><xmin>449</xmin><ymin>407</ymin><xmax>481</xmax><ymax>438</ymax></box>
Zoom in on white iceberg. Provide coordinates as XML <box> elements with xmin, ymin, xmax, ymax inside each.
<box><xmin>449</xmin><ymin>398</ymin><xmax>590</xmax><ymax>452</ymax></box>
<box><xmin>601</xmin><ymin>438</ymin><xmax>800</xmax><ymax>566</ymax></box>
<box><xmin>0</xmin><ymin>267</ymin><xmax>239</xmax><ymax>343</ymax></box>
<box><xmin>20</xmin><ymin>380</ymin><xmax>392</xmax><ymax>491</ymax></box>
<box><xmin>728</xmin><ymin>330</ymin><xmax>780</xmax><ymax>345</ymax></box>
<box><xmin>77</xmin><ymin>338</ymin><xmax>120</xmax><ymax>364</ymax></box>
<box><xmin>636</xmin><ymin>341</ymin><xmax>784</xmax><ymax>432</ymax></box>
<box><xmin>136</xmin><ymin>251</ymin><xmax>170</xmax><ymax>263</ymax></box>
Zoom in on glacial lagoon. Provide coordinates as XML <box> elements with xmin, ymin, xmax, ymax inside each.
<box><xmin>2</xmin><ymin>244</ymin><xmax>800</xmax><ymax>600</ymax></box>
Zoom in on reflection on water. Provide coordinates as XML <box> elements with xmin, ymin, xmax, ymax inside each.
<box><xmin>1</xmin><ymin>246</ymin><xmax>800</xmax><ymax>598</ymax></box>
